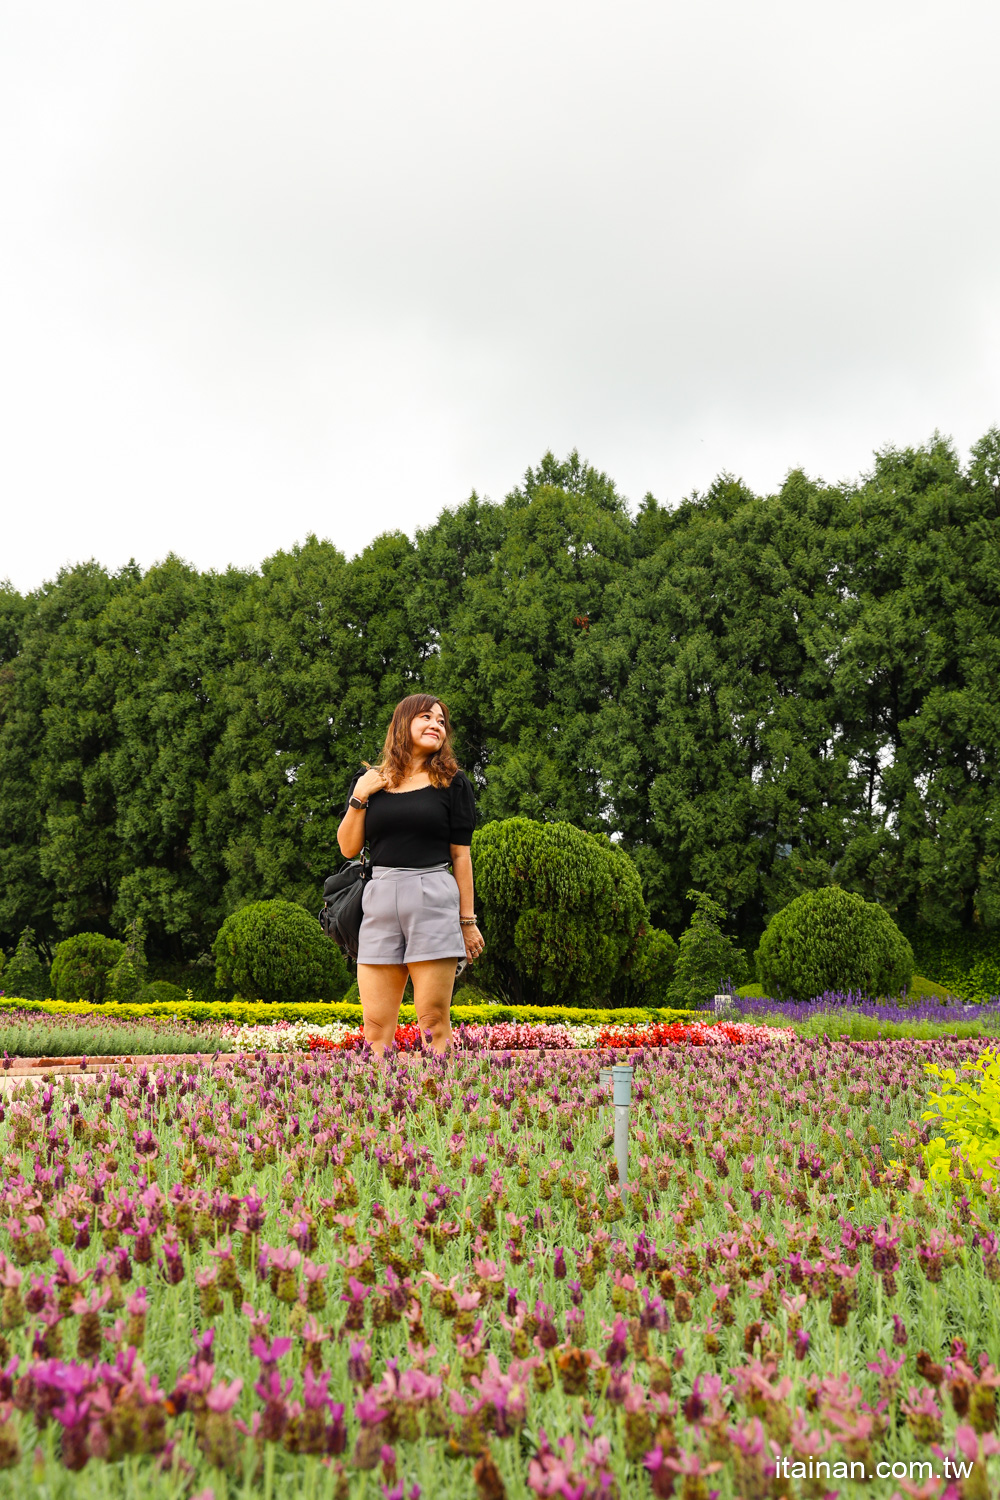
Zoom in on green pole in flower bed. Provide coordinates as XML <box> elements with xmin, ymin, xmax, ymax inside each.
<box><xmin>612</xmin><ymin>1063</ymin><xmax>633</xmax><ymax>1185</ymax></box>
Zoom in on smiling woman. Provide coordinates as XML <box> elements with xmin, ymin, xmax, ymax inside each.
<box><xmin>337</xmin><ymin>694</ymin><xmax>482</xmax><ymax>1057</ymax></box>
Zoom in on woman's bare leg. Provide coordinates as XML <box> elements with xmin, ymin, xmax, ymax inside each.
<box><xmin>408</xmin><ymin>959</ymin><xmax>457</xmax><ymax>1054</ymax></box>
<box><xmin>357</xmin><ymin>963</ymin><xmax>409</xmax><ymax>1056</ymax></box>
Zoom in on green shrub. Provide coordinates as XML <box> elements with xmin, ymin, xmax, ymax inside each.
<box><xmin>615</xmin><ymin>927</ymin><xmax>678</xmax><ymax>1007</ymax></box>
<box><xmin>50</xmin><ymin>932</ymin><xmax>126</xmax><ymax>1003</ymax></box>
<box><xmin>139</xmin><ymin>980</ymin><xmax>189</xmax><ymax>1006</ymax></box>
<box><xmin>668</xmin><ymin>892</ymin><xmax>750</xmax><ymax>1008</ymax></box>
<box><xmin>755</xmin><ymin>886</ymin><xmax>914</xmax><ymax>1000</ymax></box>
<box><xmin>2</xmin><ymin>928</ymin><xmax>49</xmax><ymax>1001</ymax></box>
<box><xmin>147</xmin><ymin>960</ymin><xmax>232</xmax><ymax>1005</ymax></box>
<box><xmin>919</xmin><ymin>1048</ymin><xmax>1000</xmax><ymax>1190</ymax></box>
<box><xmin>902</xmin><ymin>925</ymin><xmax>1000</xmax><ymax>1003</ymax></box>
<box><xmin>214</xmin><ymin>900</ymin><xmax>350</xmax><ymax>1005</ymax></box>
<box><xmin>107</xmin><ymin>917</ymin><xmax>149</xmax><ymax>1006</ymax></box>
<box><xmin>471</xmin><ymin>817</ymin><xmax>648</xmax><ymax>1007</ymax></box>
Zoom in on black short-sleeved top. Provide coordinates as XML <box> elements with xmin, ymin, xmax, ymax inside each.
<box><xmin>343</xmin><ymin>769</ymin><xmax>477</xmax><ymax>869</ymax></box>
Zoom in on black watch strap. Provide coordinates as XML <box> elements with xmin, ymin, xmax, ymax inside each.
<box><xmin>349</xmin><ymin>795</ymin><xmax>368</xmax><ymax>810</ymax></box>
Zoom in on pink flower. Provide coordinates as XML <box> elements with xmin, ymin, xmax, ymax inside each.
<box><xmin>205</xmin><ymin>1378</ymin><xmax>243</xmax><ymax>1415</ymax></box>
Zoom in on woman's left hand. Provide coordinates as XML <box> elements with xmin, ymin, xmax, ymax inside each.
<box><xmin>464</xmin><ymin>923</ymin><xmax>485</xmax><ymax>963</ymax></box>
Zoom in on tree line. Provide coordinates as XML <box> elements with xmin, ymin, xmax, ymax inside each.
<box><xmin>1</xmin><ymin>430</ymin><xmax>999</xmax><ymax>963</ymax></box>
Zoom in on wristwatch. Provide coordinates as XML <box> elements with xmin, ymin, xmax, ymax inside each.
<box><xmin>348</xmin><ymin>796</ymin><xmax>368</xmax><ymax>810</ymax></box>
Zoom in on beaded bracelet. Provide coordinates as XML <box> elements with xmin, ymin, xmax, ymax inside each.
<box><xmin>460</xmin><ymin>916</ymin><xmax>478</xmax><ymax>926</ymax></box>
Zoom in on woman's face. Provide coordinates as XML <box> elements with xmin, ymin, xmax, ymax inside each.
<box><xmin>410</xmin><ymin>703</ymin><xmax>447</xmax><ymax>758</ymax></box>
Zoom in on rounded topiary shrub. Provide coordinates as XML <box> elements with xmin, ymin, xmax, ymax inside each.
<box><xmin>213</xmin><ymin>900</ymin><xmax>351</xmax><ymax>1004</ymax></box>
<box><xmin>139</xmin><ymin>980</ymin><xmax>188</xmax><ymax>1006</ymax></box>
<box><xmin>50</xmin><ymin>933</ymin><xmax>125</xmax><ymax>1003</ymax></box>
<box><xmin>472</xmin><ymin>817</ymin><xmax>648</xmax><ymax>1007</ymax></box>
<box><xmin>755</xmin><ymin>887</ymin><xmax>914</xmax><ymax>1000</ymax></box>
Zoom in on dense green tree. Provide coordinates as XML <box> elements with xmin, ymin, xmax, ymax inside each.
<box><xmin>107</xmin><ymin>916</ymin><xmax>149</xmax><ymax>1005</ymax></box>
<box><xmin>592</xmin><ymin>471</ymin><xmax>858</xmax><ymax>939</ymax></box>
<box><xmin>430</xmin><ymin>453</ymin><xmax>633</xmax><ymax>828</ymax></box>
<box><xmin>836</xmin><ymin>431</ymin><xmax>1000</xmax><ymax>931</ymax></box>
<box><xmin>0</xmin><ymin>562</ymin><xmax>138</xmax><ymax>947</ymax></box>
<box><xmin>101</xmin><ymin>558</ymin><xmax>251</xmax><ymax>953</ymax></box>
<box><xmin>1</xmin><ymin>435</ymin><xmax>998</xmax><ymax>984</ymax></box>
<box><xmin>204</xmin><ymin>531</ymin><xmax>436</xmax><ymax>916</ymax></box>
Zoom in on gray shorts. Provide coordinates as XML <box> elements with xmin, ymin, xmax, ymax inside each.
<box><xmin>357</xmin><ymin>864</ymin><xmax>466</xmax><ymax>965</ymax></box>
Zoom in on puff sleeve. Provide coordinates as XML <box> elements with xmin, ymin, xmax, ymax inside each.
<box><xmin>448</xmin><ymin>772</ymin><xmax>477</xmax><ymax>845</ymax></box>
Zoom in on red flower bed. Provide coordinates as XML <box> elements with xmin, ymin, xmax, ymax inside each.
<box><xmin>595</xmin><ymin>1019</ymin><xmax>784</xmax><ymax>1047</ymax></box>
<box><xmin>307</xmin><ymin>1023</ymin><xmax>424</xmax><ymax>1052</ymax></box>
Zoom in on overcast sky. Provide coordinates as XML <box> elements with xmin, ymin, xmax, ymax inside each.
<box><xmin>2</xmin><ymin>0</ymin><xmax>998</xmax><ymax>594</ymax></box>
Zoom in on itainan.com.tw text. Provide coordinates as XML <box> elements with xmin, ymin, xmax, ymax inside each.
<box><xmin>773</xmin><ymin>1454</ymin><xmax>974</xmax><ymax>1485</ymax></box>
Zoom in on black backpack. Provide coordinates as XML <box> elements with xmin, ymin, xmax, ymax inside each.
<box><xmin>319</xmin><ymin>856</ymin><xmax>371</xmax><ymax>964</ymax></box>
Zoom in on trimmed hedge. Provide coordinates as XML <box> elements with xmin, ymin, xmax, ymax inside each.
<box><xmin>49</xmin><ymin>933</ymin><xmax>125</xmax><ymax>1004</ymax></box>
<box><xmin>756</xmin><ymin>887</ymin><xmax>914</xmax><ymax>1000</ymax></box>
<box><xmin>213</xmin><ymin>900</ymin><xmax>351</xmax><ymax>1004</ymax></box>
<box><xmin>472</xmin><ymin>818</ymin><xmax>649</xmax><ymax>1006</ymax></box>
<box><xmin>0</xmin><ymin>995</ymin><xmax>698</xmax><ymax>1028</ymax></box>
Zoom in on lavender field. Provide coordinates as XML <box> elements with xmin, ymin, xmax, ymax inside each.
<box><xmin>0</xmin><ymin>1037</ymin><xmax>998</xmax><ymax>1498</ymax></box>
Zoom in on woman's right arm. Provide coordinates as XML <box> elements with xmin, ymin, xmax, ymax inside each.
<box><xmin>336</xmin><ymin>768</ymin><xmax>385</xmax><ymax>857</ymax></box>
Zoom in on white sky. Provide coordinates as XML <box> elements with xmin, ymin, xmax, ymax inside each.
<box><xmin>2</xmin><ymin>0</ymin><xmax>998</xmax><ymax>594</ymax></box>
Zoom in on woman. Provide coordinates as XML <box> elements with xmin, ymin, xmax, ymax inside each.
<box><xmin>337</xmin><ymin>694</ymin><xmax>484</xmax><ymax>1056</ymax></box>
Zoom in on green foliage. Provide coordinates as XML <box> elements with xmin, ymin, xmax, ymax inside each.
<box><xmin>920</xmin><ymin>1049</ymin><xmax>1000</xmax><ymax>1189</ymax></box>
<box><xmin>107</xmin><ymin>917</ymin><xmax>149</xmax><ymax>1006</ymax></box>
<box><xmin>589</xmin><ymin>470</ymin><xmax>861</xmax><ymax>939</ymax></box>
<box><xmin>2</xmin><ymin>927</ymin><xmax>48</xmax><ymax>1001</ymax></box>
<box><xmin>615</xmin><ymin>926</ymin><xmax>678</xmax><ymax>1006</ymax></box>
<box><xmin>206</xmin><ymin>534</ymin><xmax>431</xmax><ymax>916</ymax></box>
<box><xmin>903</xmin><ymin>925</ymin><xmax>1000</xmax><ymax>1003</ymax></box>
<box><xmin>3</xmin><ymin>433</ymin><xmax>1000</xmax><ymax>963</ymax></box>
<box><xmin>147</xmin><ymin>961</ymin><xmax>233</xmax><ymax>1006</ymax></box>
<box><xmin>138</xmin><ymin>980</ymin><xmax>189</xmax><ymax>1006</ymax></box>
<box><xmin>425</xmin><ymin>457</ymin><xmax>633</xmax><ymax>829</ymax></box>
<box><xmin>668</xmin><ymin>891</ymin><xmax>749</xmax><ymax>1007</ymax></box>
<box><xmin>755</xmin><ymin>886</ymin><xmax>914</xmax><ymax>1000</ymax></box>
<box><xmin>49</xmin><ymin>933</ymin><xmax>125</xmax><ymax>1003</ymax></box>
<box><xmin>213</xmin><ymin>900</ymin><xmax>349</xmax><ymax>1005</ymax></box>
<box><xmin>471</xmin><ymin>817</ymin><xmax>648</xmax><ymax>1006</ymax></box>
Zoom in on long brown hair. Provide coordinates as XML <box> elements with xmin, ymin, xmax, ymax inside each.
<box><xmin>370</xmin><ymin>694</ymin><xmax>460</xmax><ymax>789</ymax></box>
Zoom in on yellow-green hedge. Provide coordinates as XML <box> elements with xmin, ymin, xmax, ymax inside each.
<box><xmin>0</xmin><ymin>996</ymin><xmax>697</xmax><ymax>1028</ymax></box>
